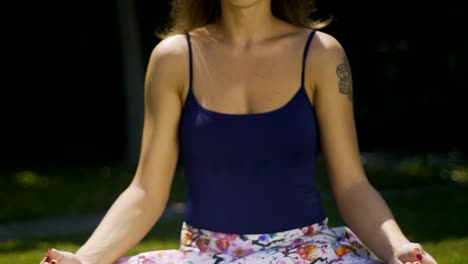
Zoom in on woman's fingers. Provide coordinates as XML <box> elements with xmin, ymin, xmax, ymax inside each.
<box><xmin>39</xmin><ymin>255</ymin><xmax>48</xmax><ymax>264</ymax></box>
<box><xmin>46</xmin><ymin>248</ymin><xmax>63</xmax><ymax>263</ymax></box>
<box><xmin>396</xmin><ymin>242</ymin><xmax>424</xmax><ymax>263</ymax></box>
<box><xmin>41</xmin><ymin>254</ymin><xmax>55</xmax><ymax>264</ymax></box>
<box><xmin>46</xmin><ymin>248</ymin><xmax>79</xmax><ymax>264</ymax></box>
<box><xmin>409</xmin><ymin>244</ymin><xmax>438</xmax><ymax>264</ymax></box>
<box><xmin>420</xmin><ymin>252</ymin><xmax>438</xmax><ymax>264</ymax></box>
<box><xmin>395</xmin><ymin>242</ymin><xmax>437</xmax><ymax>264</ymax></box>
<box><xmin>413</xmin><ymin>245</ymin><xmax>424</xmax><ymax>262</ymax></box>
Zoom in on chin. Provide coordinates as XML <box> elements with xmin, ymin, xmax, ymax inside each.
<box><xmin>222</xmin><ymin>0</ymin><xmax>267</xmax><ymax>8</ymax></box>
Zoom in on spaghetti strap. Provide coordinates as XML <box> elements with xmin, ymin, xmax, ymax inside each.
<box><xmin>186</xmin><ymin>32</ymin><xmax>194</xmax><ymax>92</ymax></box>
<box><xmin>301</xmin><ymin>30</ymin><xmax>316</xmax><ymax>88</ymax></box>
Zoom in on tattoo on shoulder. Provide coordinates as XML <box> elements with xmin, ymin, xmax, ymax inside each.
<box><xmin>336</xmin><ymin>55</ymin><xmax>353</xmax><ymax>103</ymax></box>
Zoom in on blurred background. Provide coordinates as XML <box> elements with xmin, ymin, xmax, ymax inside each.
<box><xmin>1</xmin><ymin>0</ymin><xmax>467</xmax><ymax>263</ymax></box>
<box><xmin>3</xmin><ymin>0</ymin><xmax>468</xmax><ymax>167</ymax></box>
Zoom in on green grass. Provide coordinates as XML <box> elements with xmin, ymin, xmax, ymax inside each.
<box><xmin>2</xmin><ymin>151</ymin><xmax>466</xmax><ymax>224</ymax></box>
<box><xmin>0</xmin><ymin>217</ymin><xmax>183</xmax><ymax>264</ymax></box>
<box><xmin>0</xmin><ymin>165</ymin><xmax>187</xmax><ymax>224</ymax></box>
<box><xmin>1</xmin><ymin>151</ymin><xmax>467</xmax><ymax>263</ymax></box>
<box><xmin>1</xmin><ymin>187</ymin><xmax>467</xmax><ymax>263</ymax></box>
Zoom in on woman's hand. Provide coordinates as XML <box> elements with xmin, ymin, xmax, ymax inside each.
<box><xmin>387</xmin><ymin>242</ymin><xmax>437</xmax><ymax>264</ymax></box>
<box><xmin>39</xmin><ymin>248</ymin><xmax>87</xmax><ymax>264</ymax></box>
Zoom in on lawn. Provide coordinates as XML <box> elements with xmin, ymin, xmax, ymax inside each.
<box><xmin>1</xmin><ymin>151</ymin><xmax>467</xmax><ymax>263</ymax></box>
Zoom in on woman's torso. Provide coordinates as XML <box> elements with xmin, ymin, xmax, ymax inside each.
<box><xmin>178</xmin><ymin>25</ymin><xmax>326</xmax><ymax>234</ymax></box>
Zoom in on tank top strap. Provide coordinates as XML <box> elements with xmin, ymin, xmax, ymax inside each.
<box><xmin>186</xmin><ymin>32</ymin><xmax>194</xmax><ymax>92</ymax></box>
<box><xmin>301</xmin><ymin>30</ymin><xmax>317</xmax><ymax>88</ymax></box>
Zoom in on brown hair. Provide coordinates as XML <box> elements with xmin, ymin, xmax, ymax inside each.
<box><xmin>157</xmin><ymin>0</ymin><xmax>332</xmax><ymax>39</ymax></box>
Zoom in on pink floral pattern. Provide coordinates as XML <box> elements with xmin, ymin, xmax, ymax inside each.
<box><xmin>115</xmin><ymin>219</ymin><xmax>383</xmax><ymax>264</ymax></box>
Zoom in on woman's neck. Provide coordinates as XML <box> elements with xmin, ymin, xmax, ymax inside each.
<box><xmin>217</xmin><ymin>0</ymin><xmax>279</xmax><ymax>47</ymax></box>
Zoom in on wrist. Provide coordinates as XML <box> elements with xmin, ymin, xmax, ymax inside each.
<box><xmin>379</xmin><ymin>221</ymin><xmax>411</xmax><ymax>260</ymax></box>
<box><xmin>390</xmin><ymin>237</ymin><xmax>411</xmax><ymax>253</ymax></box>
<box><xmin>379</xmin><ymin>237</ymin><xmax>411</xmax><ymax>263</ymax></box>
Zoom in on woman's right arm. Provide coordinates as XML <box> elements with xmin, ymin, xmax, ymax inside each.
<box><xmin>43</xmin><ymin>34</ymin><xmax>189</xmax><ymax>264</ymax></box>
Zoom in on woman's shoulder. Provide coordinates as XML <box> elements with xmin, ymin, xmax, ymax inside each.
<box><xmin>299</xmin><ymin>29</ymin><xmax>349</xmax><ymax>75</ymax></box>
<box><xmin>145</xmin><ymin>34</ymin><xmax>190</xmax><ymax>93</ymax></box>
<box><xmin>143</xmin><ymin>35</ymin><xmax>192</xmax><ymax>80</ymax></box>
<box><xmin>309</xmin><ymin>30</ymin><xmax>346</xmax><ymax>57</ymax></box>
<box><xmin>149</xmin><ymin>34</ymin><xmax>189</xmax><ymax>64</ymax></box>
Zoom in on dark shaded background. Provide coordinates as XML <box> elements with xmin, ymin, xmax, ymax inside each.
<box><xmin>3</xmin><ymin>0</ymin><xmax>467</xmax><ymax>168</ymax></box>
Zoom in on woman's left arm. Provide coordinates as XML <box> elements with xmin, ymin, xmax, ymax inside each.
<box><xmin>308</xmin><ymin>32</ymin><xmax>437</xmax><ymax>264</ymax></box>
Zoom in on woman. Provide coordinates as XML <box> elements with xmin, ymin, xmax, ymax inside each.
<box><xmin>41</xmin><ymin>0</ymin><xmax>437</xmax><ymax>263</ymax></box>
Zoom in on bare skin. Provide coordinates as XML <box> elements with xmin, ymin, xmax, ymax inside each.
<box><xmin>41</xmin><ymin>0</ymin><xmax>437</xmax><ymax>263</ymax></box>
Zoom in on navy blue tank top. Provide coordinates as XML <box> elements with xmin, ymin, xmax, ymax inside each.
<box><xmin>179</xmin><ymin>30</ymin><xmax>326</xmax><ymax>234</ymax></box>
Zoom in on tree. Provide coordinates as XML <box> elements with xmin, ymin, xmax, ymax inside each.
<box><xmin>117</xmin><ymin>0</ymin><xmax>145</xmax><ymax>165</ymax></box>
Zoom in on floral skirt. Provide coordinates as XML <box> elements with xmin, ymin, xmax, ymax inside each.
<box><xmin>115</xmin><ymin>219</ymin><xmax>383</xmax><ymax>264</ymax></box>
